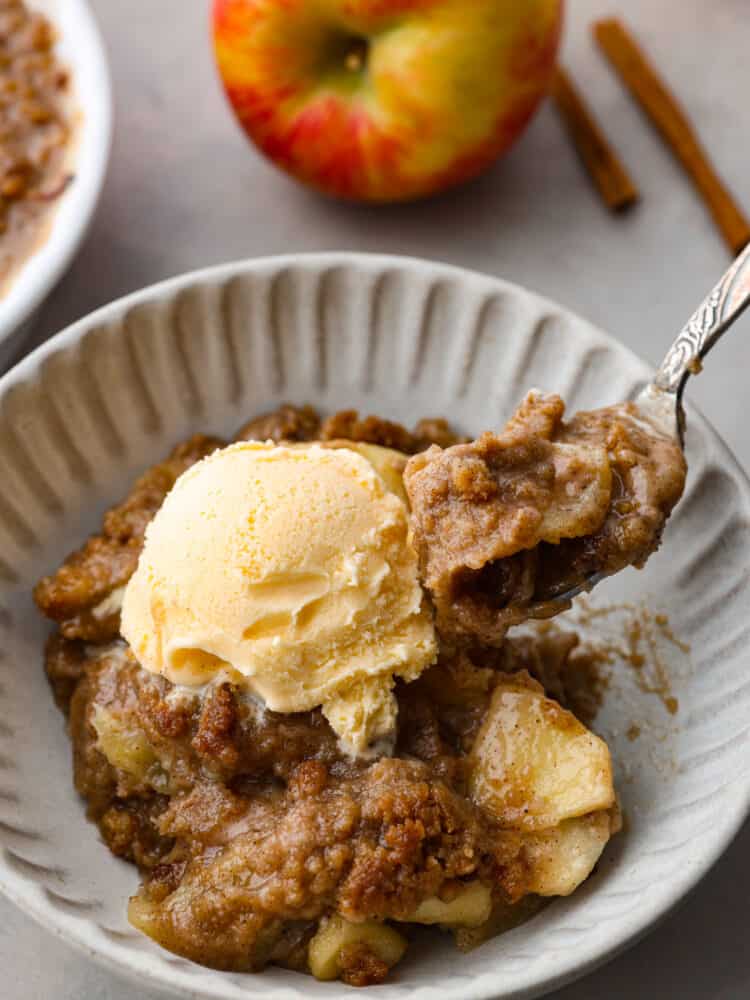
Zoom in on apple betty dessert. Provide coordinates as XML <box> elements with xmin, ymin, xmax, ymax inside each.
<box><xmin>0</xmin><ymin>0</ymin><xmax>72</xmax><ymax>290</ymax></box>
<box><xmin>35</xmin><ymin>395</ymin><xmax>686</xmax><ymax>986</ymax></box>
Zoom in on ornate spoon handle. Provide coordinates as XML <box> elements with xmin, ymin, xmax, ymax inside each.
<box><xmin>653</xmin><ymin>241</ymin><xmax>750</xmax><ymax>395</ymax></box>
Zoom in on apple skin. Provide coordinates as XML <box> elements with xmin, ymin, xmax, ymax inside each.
<box><xmin>213</xmin><ymin>0</ymin><xmax>562</xmax><ymax>203</ymax></box>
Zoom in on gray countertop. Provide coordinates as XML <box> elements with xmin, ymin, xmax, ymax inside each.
<box><xmin>4</xmin><ymin>0</ymin><xmax>750</xmax><ymax>996</ymax></box>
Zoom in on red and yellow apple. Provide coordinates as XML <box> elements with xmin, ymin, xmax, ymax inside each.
<box><xmin>213</xmin><ymin>0</ymin><xmax>562</xmax><ymax>203</ymax></box>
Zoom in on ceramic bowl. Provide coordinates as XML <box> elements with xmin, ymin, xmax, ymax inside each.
<box><xmin>0</xmin><ymin>0</ymin><xmax>112</xmax><ymax>368</ymax></box>
<box><xmin>0</xmin><ymin>254</ymin><xmax>748</xmax><ymax>999</ymax></box>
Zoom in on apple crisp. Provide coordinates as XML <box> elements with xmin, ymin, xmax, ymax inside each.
<box><xmin>404</xmin><ymin>391</ymin><xmax>686</xmax><ymax>644</ymax></box>
<box><xmin>0</xmin><ymin>0</ymin><xmax>73</xmax><ymax>290</ymax></box>
<box><xmin>35</xmin><ymin>399</ymin><xmax>683</xmax><ymax>985</ymax></box>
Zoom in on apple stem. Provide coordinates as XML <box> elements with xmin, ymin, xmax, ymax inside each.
<box><xmin>344</xmin><ymin>39</ymin><xmax>368</xmax><ymax>74</ymax></box>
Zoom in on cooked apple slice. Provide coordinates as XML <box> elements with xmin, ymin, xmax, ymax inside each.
<box><xmin>408</xmin><ymin>882</ymin><xmax>492</xmax><ymax>928</ymax></box>
<box><xmin>469</xmin><ymin>673</ymin><xmax>614</xmax><ymax>830</ymax></box>
<box><xmin>91</xmin><ymin>705</ymin><xmax>157</xmax><ymax>780</ymax></box>
<box><xmin>308</xmin><ymin>914</ymin><xmax>407</xmax><ymax>982</ymax></box>
<box><xmin>523</xmin><ymin>811</ymin><xmax>614</xmax><ymax>896</ymax></box>
<box><xmin>539</xmin><ymin>442</ymin><xmax>612</xmax><ymax>544</ymax></box>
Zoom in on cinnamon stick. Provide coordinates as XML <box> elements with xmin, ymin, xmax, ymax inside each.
<box><xmin>594</xmin><ymin>17</ymin><xmax>750</xmax><ymax>254</ymax></box>
<box><xmin>551</xmin><ymin>67</ymin><xmax>639</xmax><ymax>212</ymax></box>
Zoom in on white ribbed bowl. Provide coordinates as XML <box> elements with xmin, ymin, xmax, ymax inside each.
<box><xmin>0</xmin><ymin>254</ymin><xmax>748</xmax><ymax>1000</ymax></box>
<box><xmin>0</xmin><ymin>0</ymin><xmax>112</xmax><ymax>368</ymax></box>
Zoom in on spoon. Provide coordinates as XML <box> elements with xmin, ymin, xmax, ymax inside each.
<box><xmin>559</xmin><ymin>240</ymin><xmax>750</xmax><ymax>602</ymax></box>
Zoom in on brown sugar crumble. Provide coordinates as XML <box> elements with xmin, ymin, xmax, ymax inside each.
<box><xmin>625</xmin><ymin>609</ymin><xmax>683</xmax><ymax>715</ymax></box>
<box><xmin>569</xmin><ymin>597</ymin><xmax>689</xmax><ymax>717</ymax></box>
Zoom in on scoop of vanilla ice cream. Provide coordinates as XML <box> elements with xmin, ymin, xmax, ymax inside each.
<box><xmin>120</xmin><ymin>441</ymin><xmax>437</xmax><ymax>754</ymax></box>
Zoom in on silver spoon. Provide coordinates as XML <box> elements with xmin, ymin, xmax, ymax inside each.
<box><xmin>559</xmin><ymin>240</ymin><xmax>750</xmax><ymax>602</ymax></box>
